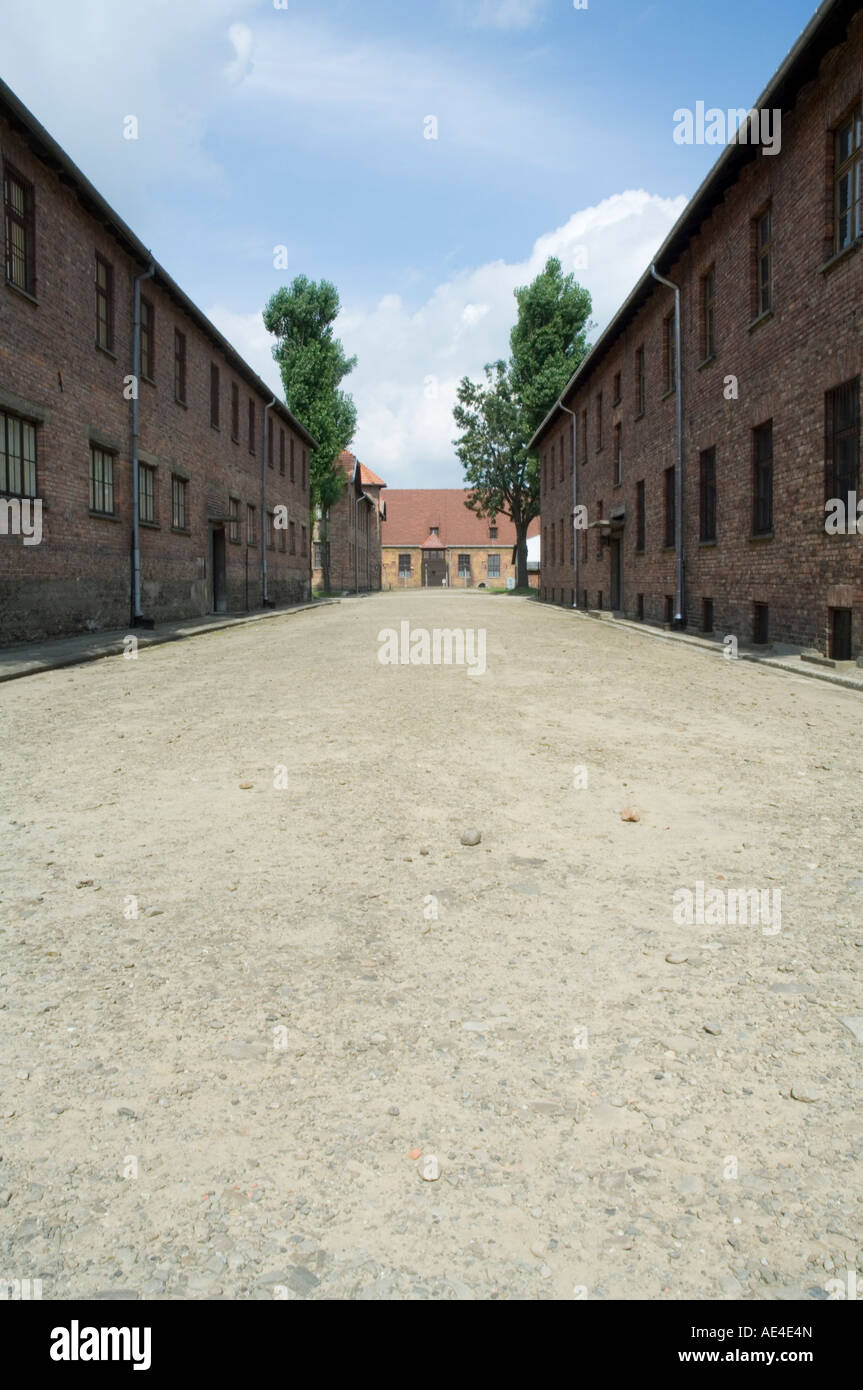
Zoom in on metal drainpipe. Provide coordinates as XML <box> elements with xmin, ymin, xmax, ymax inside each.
<box><xmin>557</xmin><ymin>403</ymin><xmax>579</xmax><ymax>607</ymax></box>
<box><xmin>131</xmin><ymin>260</ymin><xmax>154</xmax><ymax>624</ymax></box>
<box><xmin>650</xmin><ymin>264</ymin><xmax>685</xmax><ymax>626</ymax></box>
<box><xmin>262</xmin><ymin>398</ymin><xmax>276</xmax><ymax>606</ymax></box>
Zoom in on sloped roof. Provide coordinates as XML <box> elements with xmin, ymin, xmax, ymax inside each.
<box><xmin>381</xmin><ymin>489</ymin><xmax>541</xmax><ymax>546</ymax></box>
<box><xmin>337</xmin><ymin>451</ymin><xmax>386</xmax><ymax>489</ymax></box>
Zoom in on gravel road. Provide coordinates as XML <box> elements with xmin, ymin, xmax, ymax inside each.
<box><xmin>1</xmin><ymin>591</ymin><xmax>861</xmax><ymax>1300</ymax></box>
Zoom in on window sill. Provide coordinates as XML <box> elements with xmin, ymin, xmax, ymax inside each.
<box><xmin>634</xmin><ymin>547</ymin><xmax>645</xmax><ymax>556</ymax></box>
<box><xmin>749</xmin><ymin>530</ymin><xmax>775</xmax><ymax>541</ymax></box>
<box><xmin>228</xmin><ymin>538</ymin><xmax>241</xmax><ymax>546</ymax></box>
<box><xmin>140</xmin><ymin>519</ymin><xmax>160</xmax><ymax>530</ymax></box>
<box><xmin>90</xmin><ymin>509</ymin><xmax>121</xmax><ymax>522</ymax></box>
<box><xmin>697</xmin><ymin>353</ymin><xmax>717</xmax><ymax>371</ymax></box>
<box><xmin>661</xmin><ymin>544</ymin><xmax>676</xmax><ymax>553</ymax></box>
<box><xmin>211</xmin><ymin>422</ymin><xmax>220</xmax><ymax>432</ymax></box>
<box><xmin>634</xmin><ymin>410</ymin><xmax>645</xmax><ymax>422</ymax></box>
<box><xmin>141</xmin><ymin>375</ymin><xmax>156</xmax><ymax>388</ymax></box>
<box><xmin>698</xmin><ymin>538</ymin><xmax>718</xmax><ymax>547</ymax></box>
<box><xmin>171</xmin><ymin>527</ymin><xmax>192</xmax><ymax>536</ymax></box>
<box><xmin>747</xmin><ymin>309</ymin><xmax>774</xmax><ymax>334</ymax></box>
<box><xmin>95</xmin><ymin>343</ymin><xmax>117</xmax><ymax>361</ymax></box>
<box><xmin>661</xmin><ymin>388</ymin><xmax>676</xmax><ymax>401</ymax></box>
<box><xmin>820</xmin><ymin>239</ymin><xmax>861</xmax><ymax>275</ymax></box>
<box><xmin>5</xmin><ymin>279</ymin><xmax>39</xmax><ymax>306</ymax></box>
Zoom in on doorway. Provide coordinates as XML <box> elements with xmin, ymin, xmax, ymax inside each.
<box><xmin>830</xmin><ymin>607</ymin><xmax>852</xmax><ymax>661</ymax></box>
<box><xmin>422</xmin><ymin>550</ymin><xmax>447</xmax><ymax>587</ymax></box>
<box><xmin>211</xmin><ymin>525</ymin><xmax>227</xmax><ymax>613</ymax></box>
<box><xmin>610</xmin><ymin>537</ymin><xmax>622</xmax><ymax>611</ymax></box>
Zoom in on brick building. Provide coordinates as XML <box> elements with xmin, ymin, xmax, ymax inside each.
<box><xmin>381</xmin><ymin>489</ymin><xmax>540</xmax><ymax>589</ymax></box>
<box><xmin>312</xmin><ymin>451</ymin><xmax>386</xmax><ymax>593</ymax></box>
<box><xmin>0</xmin><ymin>78</ymin><xmax>315</xmax><ymax>645</ymax></box>
<box><xmin>533</xmin><ymin>0</ymin><xmax>863</xmax><ymax>662</ymax></box>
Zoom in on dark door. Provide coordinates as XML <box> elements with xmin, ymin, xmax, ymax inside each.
<box><xmin>830</xmin><ymin>607</ymin><xmax>852</xmax><ymax>660</ymax></box>
<box><xmin>610</xmin><ymin>537</ymin><xmax>622</xmax><ymax>610</ymax></box>
<box><xmin>422</xmin><ymin>550</ymin><xmax>447</xmax><ymax>587</ymax></box>
<box><xmin>212</xmin><ymin>525</ymin><xmax>228</xmax><ymax>613</ymax></box>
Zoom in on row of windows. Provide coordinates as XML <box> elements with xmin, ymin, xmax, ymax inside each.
<box><xmin>541</xmin><ymin>104</ymin><xmax>863</xmax><ymax>492</ymax></box>
<box><xmin>2</xmin><ymin>158</ymin><xmax>309</xmax><ymax>491</ymax></box>
<box><xmin>541</xmin><ymin>379</ymin><xmax>860</xmax><ymax>566</ymax></box>
<box><xmin>0</xmin><ymin>407</ymin><xmax>307</xmax><ymax>554</ymax></box>
<box><xmin>396</xmin><ymin>553</ymin><xmax>502</xmax><ymax>578</ymax></box>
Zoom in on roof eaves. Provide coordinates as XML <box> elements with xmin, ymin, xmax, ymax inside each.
<box><xmin>0</xmin><ymin>77</ymin><xmax>318</xmax><ymax>451</ymax></box>
<box><xmin>528</xmin><ymin>0</ymin><xmax>857</xmax><ymax>449</ymax></box>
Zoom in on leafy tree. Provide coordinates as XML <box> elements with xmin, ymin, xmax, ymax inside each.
<box><xmin>509</xmin><ymin>256</ymin><xmax>592</xmax><ymax>440</ymax></box>
<box><xmin>453</xmin><ymin>361</ymin><xmax>536</xmax><ymax>589</ymax></box>
<box><xmin>263</xmin><ymin>276</ymin><xmax>357</xmax><ymax>593</ymax></box>
<box><xmin>453</xmin><ymin>257</ymin><xmax>592</xmax><ymax>586</ymax></box>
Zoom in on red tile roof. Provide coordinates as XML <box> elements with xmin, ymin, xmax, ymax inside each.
<box><xmin>337</xmin><ymin>450</ymin><xmax>386</xmax><ymax>489</ymax></box>
<box><xmin>381</xmin><ymin>490</ymin><xmax>540</xmax><ymax>547</ymax></box>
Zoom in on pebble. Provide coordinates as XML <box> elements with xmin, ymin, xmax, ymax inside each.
<box><xmin>703</xmin><ymin>1022</ymin><xmax>722</xmax><ymax>1035</ymax></box>
<box><xmin>460</xmin><ymin>829</ymin><xmax>482</xmax><ymax>847</ymax></box>
<box><xmin>790</xmin><ymin>1085</ymin><xmax>821</xmax><ymax>1103</ymax></box>
<box><xmin>665</xmin><ymin>952</ymin><xmax>688</xmax><ymax>964</ymax></box>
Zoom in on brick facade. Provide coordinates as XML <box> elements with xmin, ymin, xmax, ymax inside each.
<box><xmin>0</xmin><ymin>79</ymin><xmax>315</xmax><ymax>645</ymax></box>
<box><xmin>381</xmin><ymin>489</ymin><xmax>540</xmax><ymax>589</ymax></box>
<box><xmin>535</xmin><ymin>0</ymin><xmax>863</xmax><ymax>661</ymax></box>
<box><xmin>312</xmin><ymin>452</ymin><xmax>385</xmax><ymax>593</ymax></box>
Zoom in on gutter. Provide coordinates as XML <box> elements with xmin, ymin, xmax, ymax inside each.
<box><xmin>131</xmin><ymin>259</ymin><xmax>155</xmax><ymax>626</ymax></box>
<box><xmin>650</xmin><ymin>264</ymin><xmax>685</xmax><ymax>626</ymax></box>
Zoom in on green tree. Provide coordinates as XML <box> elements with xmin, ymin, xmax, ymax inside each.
<box><xmin>453</xmin><ymin>361</ymin><xmax>536</xmax><ymax>589</ymax></box>
<box><xmin>509</xmin><ymin>256</ymin><xmax>592</xmax><ymax>440</ymax></box>
<box><xmin>263</xmin><ymin>276</ymin><xmax>357</xmax><ymax>594</ymax></box>
<box><xmin>453</xmin><ymin>257</ymin><xmax>592</xmax><ymax>586</ymax></box>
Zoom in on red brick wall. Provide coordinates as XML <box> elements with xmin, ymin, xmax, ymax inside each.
<box><xmin>312</xmin><ymin>477</ymin><xmax>383</xmax><ymax>592</ymax></box>
<box><xmin>539</xmin><ymin>11</ymin><xmax>863</xmax><ymax>658</ymax></box>
<box><xmin>0</xmin><ymin>113</ymin><xmax>311</xmax><ymax>644</ymax></box>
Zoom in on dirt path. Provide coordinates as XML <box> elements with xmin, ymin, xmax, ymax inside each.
<box><xmin>1</xmin><ymin>591</ymin><xmax>861</xmax><ymax>1300</ymax></box>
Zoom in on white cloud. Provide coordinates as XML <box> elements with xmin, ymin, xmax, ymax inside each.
<box><xmin>225</xmin><ymin>23</ymin><xmax>254</xmax><ymax>87</ymax></box>
<box><xmin>207</xmin><ymin>189</ymin><xmax>688</xmax><ymax>488</ymax></box>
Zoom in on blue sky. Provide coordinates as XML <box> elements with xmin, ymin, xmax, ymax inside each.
<box><xmin>2</xmin><ymin>0</ymin><xmax>819</xmax><ymax>482</ymax></box>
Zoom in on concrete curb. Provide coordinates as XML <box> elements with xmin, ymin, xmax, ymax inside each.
<box><xmin>541</xmin><ymin>603</ymin><xmax>863</xmax><ymax>696</ymax></box>
<box><xmin>0</xmin><ymin>599</ymin><xmax>341</xmax><ymax>684</ymax></box>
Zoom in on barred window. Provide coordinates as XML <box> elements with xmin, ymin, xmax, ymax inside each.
<box><xmin>248</xmin><ymin>399</ymin><xmax>256</xmax><ymax>455</ymax></box>
<box><xmin>835</xmin><ymin>107</ymin><xmax>863</xmax><ymax>252</ymax></box>
<box><xmin>664</xmin><ymin>466</ymin><xmax>675</xmax><ymax>547</ymax></box>
<box><xmin>755</xmin><ymin>208</ymin><xmax>772</xmax><ymax>317</ymax></box>
<box><xmin>701</xmin><ymin>268</ymin><xmax>716</xmax><ymax>359</ymax></box>
<box><xmin>279</xmin><ymin>429</ymin><xmax>285</xmax><ymax>476</ymax></box>
<box><xmin>663</xmin><ymin>313</ymin><xmax>676</xmax><ymax>393</ymax></box>
<box><xmin>3</xmin><ymin>164</ymin><xmax>35</xmax><ymax>294</ymax></box>
<box><xmin>753</xmin><ymin>421</ymin><xmax>774</xmax><ymax>535</ymax></box>
<box><xmin>636</xmin><ymin>479</ymin><xmax>645</xmax><ymax>552</ymax></box>
<box><xmin>171</xmin><ymin>475</ymin><xmax>188</xmax><ymax>531</ymax></box>
<box><xmin>138</xmin><ymin>463</ymin><xmax>156</xmax><ymax>523</ymax></box>
<box><xmin>246</xmin><ymin>503</ymin><xmax>256</xmax><ymax>545</ymax></box>
<box><xmin>174</xmin><ymin>330</ymin><xmax>187</xmax><ymax>403</ymax></box>
<box><xmin>228</xmin><ymin>496</ymin><xmax>240</xmax><ymax>543</ymax></box>
<box><xmin>398</xmin><ymin>553</ymin><xmax>411</xmax><ymax>578</ymax></box>
<box><xmin>141</xmin><ymin>298</ymin><xmax>154</xmax><ymax>379</ymax></box>
<box><xmin>95</xmin><ymin>254</ymin><xmax>114</xmax><ymax>351</ymax></box>
<box><xmin>458</xmin><ymin>553</ymin><xmax>471</xmax><ymax>578</ymax></box>
<box><xmin>699</xmin><ymin>447</ymin><xmax>717</xmax><ymax>541</ymax></box>
<box><xmin>826</xmin><ymin>378</ymin><xmax>860</xmax><ymax>507</ymax></box>
<box><xmin>89</xmin><ymin>445</ymin><xmax>115</xmax><ymax>514</ymax></box>
<box><xmin>487</xmin><ymin>554</ymin><xmax>500</xmax><ymax>578</ymax></box>
<box><xmin>289</xmin><ymin>519</ymin><xmax>296</xmax><ymax>555</ymax></box>
<box><xmin>0</xmin><ymin>411</ymin><xmax>37</xmax><ymax>497</ymax></box>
